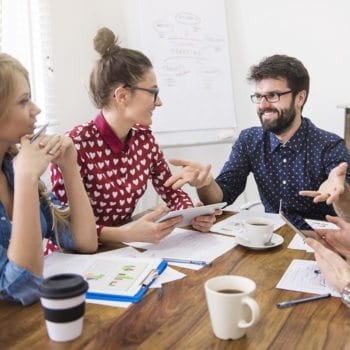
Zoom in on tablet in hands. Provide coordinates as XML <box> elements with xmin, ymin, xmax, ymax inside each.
<box><xmin>157</xmin><ymin>202</ymin><xmax>227</xmax><ymax>227</ymax></box>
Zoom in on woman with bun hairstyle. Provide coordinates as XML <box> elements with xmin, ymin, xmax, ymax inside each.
<box><xmin>51</xmin><ymin>27</ymin><xmax>218</xmax><ymax>245</ymax></box>
<box><xmin>0</xmin><ymin>53</ymin><xmax>97</xmax><ymax>305</ymax></box>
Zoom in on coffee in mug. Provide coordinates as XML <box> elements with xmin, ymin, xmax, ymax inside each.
<box><xmin>217</xmin><ymin>289</ymin><xmax>243</xmax><ymax>294</ymax></box>
<box><xmin>39</xmin><ymin>273</ymin><xmax>88</xmax><ymax>342</ymax></box>
<box><xmin>204</xmin><ymin>275</ymin><xmax>260</xmax><ymax>340</ymax></box>
<box><xmin>244</xmin><ymin>217</ymin><xmax>274</xmax><ymax>245</ymax></box>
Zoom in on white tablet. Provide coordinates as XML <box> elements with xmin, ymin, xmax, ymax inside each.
<box><xmin>157</xmin><ymin>202</ymin><xmax>227</xmax><ymax>227</ymax></box>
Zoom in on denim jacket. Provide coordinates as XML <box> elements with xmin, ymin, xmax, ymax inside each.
<box><xmin>0</xmin><ymin>154</ymin><xmax>75</xmax><ymax>305</ymax></box>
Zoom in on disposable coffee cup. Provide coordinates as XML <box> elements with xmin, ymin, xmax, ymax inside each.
<box><xmin>39</xmin><ymin>273</ymin><xmax>88</xmax><ymax>342</ymax></box>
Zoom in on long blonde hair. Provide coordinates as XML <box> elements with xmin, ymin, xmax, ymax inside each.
<box><xmin>0</xmin><ymin>53</ymin><xmax>70</xmax><ymax>248</ymax></box>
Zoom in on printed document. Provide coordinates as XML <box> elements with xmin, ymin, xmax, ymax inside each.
<box><xmin>276</xmin><ymin>259</ymin><xmax>340</xmax><ymax>297</ymax></box>
<box><xmin>126</xmin><ymin>227</ymin><xmax>237</xmax><ymax>270</ymax></box>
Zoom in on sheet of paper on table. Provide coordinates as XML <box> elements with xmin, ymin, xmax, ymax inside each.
<box><xmin>276</xmin><ymin>259</ymin><xmax>340</xmax><ymax>297</ymax></box>
<box><xmin>210</xmin><ymin>210</ymin><xmax>285</xmax><ymax>236</ymax></box>
<box><xmin>126</xmin><ymin>227</ymin><xmax>237</xmax><ymax>270</ymax></box>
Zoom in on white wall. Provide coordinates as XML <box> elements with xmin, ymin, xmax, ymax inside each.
<box><xmin>225</xmin><ymin>0</ymin><xmax>350</xmax><ymax>135</ymax></box>
<box><xmin>48</xmin><ymin>0</ymin><xmax>350</xmax><ymax>209</ymax></box>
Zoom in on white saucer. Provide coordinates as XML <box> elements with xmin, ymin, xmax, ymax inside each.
<box><xmin>235</xmin><ymin>233</ymin><xmax>284</xmax><ymax>250</ymax></box>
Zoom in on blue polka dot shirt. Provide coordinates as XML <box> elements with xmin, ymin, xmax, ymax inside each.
<box><xmin>216</xmin><ymin>117</ymin><xmax>350</xmax><ymax>225</ymax></box>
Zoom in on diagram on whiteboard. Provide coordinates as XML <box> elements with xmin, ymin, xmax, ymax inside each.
<box><xmin>139</xmin><ymin>0</ymin><xmax>236</xmax><ymax>135</ymax></box>
<box><xmin>151</xmin><ymin>12</ymin><xmax>226</xmax><ymax>90</ymax></box>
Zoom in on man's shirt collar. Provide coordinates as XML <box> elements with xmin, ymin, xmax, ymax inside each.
<box><xmin>269</xmin><ymin>117</ymin><xmax>307</xmax><ymax>153</ymax></box>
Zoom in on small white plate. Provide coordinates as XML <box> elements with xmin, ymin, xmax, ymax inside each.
<box><xmin>235</xmin><ymin>233</ymin><xmax>284</xmax><ymax>250</ymax></box>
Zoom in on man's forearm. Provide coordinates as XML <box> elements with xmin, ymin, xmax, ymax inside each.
<box><xmin>197</xmin><ymin>179</ymin><xmax>224</xmax><ymax>204</ymax></box>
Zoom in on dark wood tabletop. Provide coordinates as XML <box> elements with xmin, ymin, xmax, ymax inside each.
<box><xmin>1</xmin><ymin>211</ymin><xmax>349</xmax><ymax>349</ymax></box>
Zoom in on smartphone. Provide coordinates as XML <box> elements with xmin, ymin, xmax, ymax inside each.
<box><xmin>279</xmin><ymin>210</ymin><xmax>317</xmax><ymax>240</ymax></box>
<box><xmin>30</xmin><ymin>123</ymin><xmax>49</xmax><ymax>143</ymax></box>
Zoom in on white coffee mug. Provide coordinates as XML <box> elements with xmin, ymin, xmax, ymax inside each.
<box><xmin>204</xmin><ymin>275</ymin><xmax>260</xmax><ymax>340</ymax></box>
<box><xmin>244</xmin><ymin>217</ymin><xmax>274</xmax><ymax>245</ymax></box>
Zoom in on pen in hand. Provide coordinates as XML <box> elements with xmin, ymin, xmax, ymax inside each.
<box><xmin>276</xmin><ymin>293</ymin><xmax>331</xmax><ymax>309</ymax></box>
<box><xmin>30</xmin><ymin>123</ymin><xmax>49</xmax><ymax>143</ymax></box>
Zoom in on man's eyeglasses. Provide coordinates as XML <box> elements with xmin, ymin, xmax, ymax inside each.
<box><xmin>250</xmin><ymin>90</ymin><xmax>293</xmax><ymax>104</ymax></box>
<box><xmin>123</xmin><ymin>84</ymin><xmax>159</xmax><ymax>103</ymax></box>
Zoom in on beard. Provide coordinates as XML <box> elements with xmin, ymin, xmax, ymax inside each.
<box><xmin>258</xmin><ymin>101</ymin><xmax>297</xmax><ymax>135</ymax></box>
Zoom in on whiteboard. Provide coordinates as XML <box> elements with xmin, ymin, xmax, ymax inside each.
<box><xmin>138</xmin><ymin>0</ymin><xmax>236</xmax><ymax>140</ymax></box>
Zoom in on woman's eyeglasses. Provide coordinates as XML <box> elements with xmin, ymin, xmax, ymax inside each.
<box><xmin>123</xmin><ymin>84</ymin><xmax>159</xmax><ymax>103</ymax></box>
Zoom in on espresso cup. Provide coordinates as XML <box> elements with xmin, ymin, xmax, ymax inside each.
<box><xmin>39</xmin><ymin>273</ymin><xmax>88</xmax><ymax>342</ymax></box>
<box><xmin>204</xmin><ymin>275</ymin><xmax>260</xmax><ymax>340</ymax></box>
<box><xmin>243</xmin><ymin>218</ymin><xmax>274</xmax><ymax>245</ymax></box>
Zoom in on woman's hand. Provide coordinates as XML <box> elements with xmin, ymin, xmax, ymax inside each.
<box><xmin>125</xmin><ymin>207</ymin><xmax>182</xmax><ymax>243</ymax></box>
<box><xmin>50</xmin><ymin>136</ymin><xmax>77</xmax><ymax>168</ymax></box>
<box><xmin>14</xmin><ymin>135</ymin><xmax>54</xmax><ymax>178</ymax></box>
<box><xmin>306</xmin><ymin>238</ymin><xmax>350</xmax><ymax>292</ymax></box>
<box><xmin>312</xmin><ymin>215</ymin><xmax>350</xmax><ymax>261</ymax></box>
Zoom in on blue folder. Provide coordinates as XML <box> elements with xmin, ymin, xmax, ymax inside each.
<box><xmin>86</xmin><ymin>259</ymin><xmax>168</xmax><ymax>303</ymax></box>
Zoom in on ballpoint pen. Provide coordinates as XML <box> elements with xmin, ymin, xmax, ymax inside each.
<box><xmin>30</xmin><ymin>123</ymin><xmax>49</xmax><ymax>143</ymax></box>
<box><xmin>276</xmin><ymin>293</ymin><xmax>331</xmax><ymax>309</ymax></box>
<box><xmin>141</xmin><ymin>269</ymin><xmax>159</xmax><ymax>287</ymax></box>
<box><xmin>163</xmin><ymin>258</ymin><xmax>211</xmax><ymax>266</ymax></box>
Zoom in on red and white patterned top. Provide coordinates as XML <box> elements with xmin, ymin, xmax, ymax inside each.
<box><xmin>51</xmin><ymin>113</ymin><xmax>193</xmax><ymax>234</ymax></box>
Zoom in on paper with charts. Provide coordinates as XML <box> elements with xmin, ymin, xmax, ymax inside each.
<box><xmin>276</xmin><ymin>259</ymin><xmax>340</xmax><ymax>297</ymax></box>
<box><xmin>44</xmin><ymin>252</ymin><xmax>161</xmax><ymax>296</ymax></box>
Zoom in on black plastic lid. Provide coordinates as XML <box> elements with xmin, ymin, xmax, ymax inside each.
<box><xmin>39</xmin><ymin>273</ymin><xmax>88</xmax><ymax>299</ymax></box>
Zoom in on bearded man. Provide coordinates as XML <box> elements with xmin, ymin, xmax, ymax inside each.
<box><xmin>164</xmin><ymin>55</ymin><xmax>350</xmax><ymax>225</ymax></box>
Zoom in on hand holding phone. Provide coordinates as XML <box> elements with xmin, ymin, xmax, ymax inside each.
<box><xmin>278</xmin><ymin>199</ymin><xmax>317</xmax><ymax>240</ymax></box>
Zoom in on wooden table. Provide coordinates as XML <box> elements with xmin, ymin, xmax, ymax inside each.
<box><xmin>1</xmin><ymin>212</ymin><xmax>350</xmax><ymax>349</ymax></box>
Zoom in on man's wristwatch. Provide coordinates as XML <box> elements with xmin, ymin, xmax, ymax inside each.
<box><xmin>341</xmin><ymin>282</ymin><xmax>350</xmax><ymax>308</ymax></box>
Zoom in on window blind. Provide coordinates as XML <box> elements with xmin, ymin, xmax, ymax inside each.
<box><xmin>0</xmin><ymin>0</ymin><xmax>56</xmax><ymax>127</ymax></box>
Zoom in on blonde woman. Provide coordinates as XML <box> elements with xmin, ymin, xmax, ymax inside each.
<box><xmin>0</xmin><ymin>53</ymin><xmax>97</xmax><ymax>305</ymax></box>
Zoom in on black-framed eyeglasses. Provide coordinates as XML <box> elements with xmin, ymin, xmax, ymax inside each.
<box><xmin>123</xmin><ymin>84</ymin><xmax>159</xmax><ymax>103</ymax></box>
<box><xmin>250</xmin><ymin>90</ymin><xmax>293</xmax><ymax>104</ymax></box>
